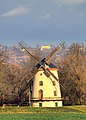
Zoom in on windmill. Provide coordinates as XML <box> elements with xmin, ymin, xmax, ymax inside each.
<box><xmin>18</xmin><ymin>41</ymin><xmax>67</xmax><ymax>107</ymax></box>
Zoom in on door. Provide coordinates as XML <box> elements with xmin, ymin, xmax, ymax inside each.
<box><xmin>39</xmin><ymin>102</ymin><xmax>42</xmax><ymax>107</ymax></box>
<box><xmin>39</xmin><ymin>90</ymin><xmax>43</xmax><ymax>100</ymax></box>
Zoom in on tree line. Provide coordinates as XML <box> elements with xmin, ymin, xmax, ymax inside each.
<box><xmin>0</xmin><ymin>43</ymin><xmax>86</xmax><ymax>105</ymax></box>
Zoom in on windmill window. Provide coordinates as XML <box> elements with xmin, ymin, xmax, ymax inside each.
<box><xmin>54</xmin><ymin>91</ymin><xmax>57</xmax><ymax>96</ymax></box>
<box><xmin>52</xmin><ymin>81</ymin><xmax>56</xmax><ymax>86</ymax></box>
<box><xmin>39</xmin><ymin>81</ymin><xmax>43</xmax><ymax>86</ymax></box>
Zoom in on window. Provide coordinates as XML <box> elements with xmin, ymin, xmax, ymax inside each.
<box><xmin>39</xmin><ymin>90</ymin><xmax>43</xmax><ymax>99</ymax></box>
<box><xmin>54</xmin><ymin>91</ymin><xmax>57</xmax><ymax>96</ymax></box>
<box><xmin>52</xmin><ymin>81</ymin><xmax>56</xmax><ymax>86</ymax></box>
<box><xmin>39</xmin><ymin>81</ymin><xmax>43</xmax><ymax>86</ymax></box>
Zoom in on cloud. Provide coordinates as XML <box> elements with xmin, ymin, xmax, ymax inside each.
<box><xmin>56</xmin><ymin>0</ymin><xmax>86</xmax><ymax>5</ymax></box>
<box><xmin>79</xmin><ymin>11</ymin><xmax>86</xmax><ymax>16</ymax></box>
<box><xmin>40</xmin><ymin>13</ymin><xmax>51</xmax><ymax>19</ymax></box>
<box><xmin>1</xmin><ymin>6</ymin><xmax>31</xmax><ymax>17</ymax></box>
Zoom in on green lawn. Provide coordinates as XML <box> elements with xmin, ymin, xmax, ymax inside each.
<box><xmin>0</xmin><ymin>113</ymin><xmax>86</xmax><ymax>120</ymax></box>
<box><xmin>0</xmin><ymin>105</ymin><xmax>86</xmax><ymax>120</ymax></box>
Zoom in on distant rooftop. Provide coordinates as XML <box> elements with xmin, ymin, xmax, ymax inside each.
<box><xmin>40</xmin><ymin>45</ymin><xmax>52</xmax><ymax>51</ymax></box>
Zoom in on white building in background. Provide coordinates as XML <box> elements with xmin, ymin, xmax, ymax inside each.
<box><xmin>40</xmin><ymin>45</ymin><xmax>51</xmax><ymax>51</ymax></box>
<box><xmin>31</xmin><ymin>65</ymin><xmax>62</xmax><ymax>107</ymax></box>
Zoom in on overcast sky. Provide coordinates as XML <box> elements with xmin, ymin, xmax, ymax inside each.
<box><xmin>0</xmin><ymin>0</ymin><xmax>86</xmax><ymax>47</ymax></box>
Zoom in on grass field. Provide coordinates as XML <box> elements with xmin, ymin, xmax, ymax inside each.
<box><xmin>0</xmin><ymin>105</ymin><xmax>86</xmax><ymax>120</ymax></box>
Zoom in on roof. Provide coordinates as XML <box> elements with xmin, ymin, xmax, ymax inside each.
<box><xmin>49</xmin><ymin>63</ymin><xmax>57</xmax><ymax>68</ymax></box>
<box><xmin>38</xmin><ymin>63</ymin><xmax>58</xmax><ymax>71</ymax></box>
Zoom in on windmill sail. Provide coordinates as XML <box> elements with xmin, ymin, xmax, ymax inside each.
<box><xmin>18</xmin><ymin>75</ymin><xmax>33</xmax><ymax>96</ymax></box>
<box><xmin>18</xmin><ymin>41</ymin><xmax>67</xmax><ymax>97</ymax></box>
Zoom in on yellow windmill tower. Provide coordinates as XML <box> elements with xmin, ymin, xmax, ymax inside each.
<box><xmin>19</xmin><ymin>41</ymin><xmax>67</xmax><ymax>107</ymax></box>
<box><xmin>31</xmin><ymin>66</ymin><xmax>62</xmax><ymax>107</ymax></box>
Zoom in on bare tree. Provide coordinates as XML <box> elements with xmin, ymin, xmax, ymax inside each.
<box><xmin>58</xmin><ymin>43</ymin><xmax>86</xmax><ymax>105</ymax></box>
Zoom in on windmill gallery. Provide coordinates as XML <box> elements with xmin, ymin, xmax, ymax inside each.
<box><xmin>18</xmin><ymin>41</ymin><xmax>67</xmax><ymax>107</ymax></box>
